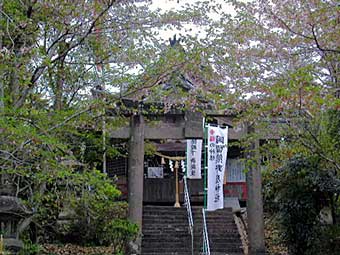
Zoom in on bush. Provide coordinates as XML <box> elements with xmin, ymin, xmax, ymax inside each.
<box><xmin>29</xmin><ymin>169</ymin><xmax>138</xmax><ymax>253</ymax></box>
<box><xmin>61</xmin><ymin>201</ymin><xmax>138</xmax><ymax>249</ymax></box>
<box><xmin>61</xmin><ymin>170</ymin><xmax>138</xmax><ymax>249</ymax></box>
<box><xmin>264</xmin><ymin>155</ymin><xmax>340</xmax><ymax>255</ymax></box>
<box><xmin>102</xmin><ymin>219</ymin><xmax>139</xmax><ymax>252</ymax></box>
<box><xmin>19</xmin><ymin>240</ymin><xmax>41</xmax><ymax>255</ymax></box>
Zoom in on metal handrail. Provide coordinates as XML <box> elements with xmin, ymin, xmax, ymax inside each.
<box><xmin>202</xmin><ymin>208</ymin><xmax>211</xmax><ymax>255</ymax></box>
<box><xmin>183</xmin><ymin>176</ymin><xmax>194</xmax><ymax>255</ymax></box>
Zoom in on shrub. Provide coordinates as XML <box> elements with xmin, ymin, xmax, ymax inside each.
<box><xmin>19</xmin><ymin>240</ymin><xmax>41</xmax><ymax>255</ymax></box>
<box><xmin>264</xmin><ymin>155</ymin><xmax>340</xmax><ymax>255</ymax></box>
<box><xmin>29</xmin><ymin>169</ymin><xmax>138</xmax><ymax>253</ymax></box>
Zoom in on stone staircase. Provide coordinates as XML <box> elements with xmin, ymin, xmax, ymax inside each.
<box><xmin>141</xmin><ymin>206</ymin><xmax>244</xmax><ymax>255</ymax></box>
<box><xmin>142</xmin><ymin>206</ymin><xmax>191</xmax><ymax>255</ymax></box>
<box><xmin>193</xmin><ymin>207</ymin><xmax>243</xmax><ymax>254</ymax></box>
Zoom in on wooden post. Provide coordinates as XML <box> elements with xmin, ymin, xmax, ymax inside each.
<box><xmin>246</xmin><ymin>124</ymin><xmax>266</xmax><ymax>255</ymax></box>
<box><xmin>128</xmin><ymin>114</ymin><xmax>145</xmax><ymax>254</ymax></box>
<box><xmin>174</xmin><ymin>161</ymin><xmax>180</xmax><ymax>208</ymax></box>
<box><xmin>0</xmin><ymin>235</ymin><xmax>3</xmax><ymax>254</ymax></box>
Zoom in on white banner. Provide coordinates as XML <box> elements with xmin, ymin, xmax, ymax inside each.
<box><xmin>207</xmin><ymin>126</ymin><xmax>228</xmax><ymax>211</ymax></box>
<box><xmin>186</xmin><ymin>139</ymin><xmax>202</xmax><ymax>179</ymax></box>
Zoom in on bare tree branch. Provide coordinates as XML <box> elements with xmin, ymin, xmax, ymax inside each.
<box><xmin>311</xmin><ymin>24</ymin><xmax>340</xmax><ymax>54</ymax></box>
<box><xmin>15</xmin><ymin>1</ymin><xmax>116</xmax><ymax>109</ymax></box>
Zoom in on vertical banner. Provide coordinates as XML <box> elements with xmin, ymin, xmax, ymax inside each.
<box><xmin>186</xmin><ymin>139</ymin><xmax>202</xmax><ymax>179</ymax></box>
<box><xmin>207</xmin><ymin>126</ymin><xmax>228</xmax><ymax>211</ymax></box>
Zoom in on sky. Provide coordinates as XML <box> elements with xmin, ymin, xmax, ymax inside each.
<box><xmin>106</xmin><ymin>0</ymin><xmax>239</xmax><ymax>93</ymax></box>
<box><xmin>149</xmin><ymin>0</ymin><xmax>236</xmax><ymax>14</ymax></box>
<box><xmin>148</xmin><ymin>0</ymin><xmax>237</xmax><ymax>41</ymax></box>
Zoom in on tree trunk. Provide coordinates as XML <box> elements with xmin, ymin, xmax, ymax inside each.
<box><xmin>0</xmin><ymin>1</ymin><xmax>3</xmax><ymax>111</ymax></box>
<box><xmin>54</xmin><ymin>42</ymin><xmax>68</xmax><ymax>111</ymax></box>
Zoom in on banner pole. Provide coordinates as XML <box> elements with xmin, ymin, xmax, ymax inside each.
<box><xmin>185</xmin><ymin>140</ymin><xmax>188</xmax><ymax>178</ymax></box>
<box><xmin>204</xmin><ymin>124</ymin><xmax>208</xmax><ymax>210</ymax></box>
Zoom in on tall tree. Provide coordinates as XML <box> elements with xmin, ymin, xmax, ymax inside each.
<box><xmin>0</xmin><ymin>0</ymin><xmax>220</xmax><ymax>243</ymax></box>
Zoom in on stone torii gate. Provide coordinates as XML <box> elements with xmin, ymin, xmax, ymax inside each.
<box><xmin>109</xmin><ymin>109</ymin><xmax>266</xmax><ymax>255</ymax></box>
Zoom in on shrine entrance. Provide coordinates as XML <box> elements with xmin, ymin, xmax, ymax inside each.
<box><xmin>108</xmin><ymin>101</ymin><xmax>267</xmax><ymax>255</ymax></box>
<box><xmin>142</xmin><ymin>143</ymin><xmax>246</xmax><ymax>206</ymax></box>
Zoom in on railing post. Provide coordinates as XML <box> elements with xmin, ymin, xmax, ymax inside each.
<box><xmin>184</xmin><ymin>176</ymin><xmax>194</xmax><ymax>255</ymax></box>
<box><xmin>202</xmin><ymin>208</ymin><xmax>210</xmax><ymax>255</ymax></box>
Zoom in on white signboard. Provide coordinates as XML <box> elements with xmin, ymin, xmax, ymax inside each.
<box><xmin>227</xmin><ymin>158</ymin><xmax>246</xmax><ymax>183</ymax></box>
<box><xmin>147</xmin><ymin>167</ymin><xmax>164</xmax><ymax>178</ymax></box>
<box><xmin>186</xmin><ymin>139</ymin><xmax>202</xmax><ymax>179</ymax></box>
<box><xmin>207</xmin><ymin>126</ymin><xmax>228</xmax><ymax>211</ymax></box>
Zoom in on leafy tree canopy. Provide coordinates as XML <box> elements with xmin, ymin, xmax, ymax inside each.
<box><xmin>0</xmin><ymin>0</ymin><xmax>339</xmax><ymax>249</ymax></box>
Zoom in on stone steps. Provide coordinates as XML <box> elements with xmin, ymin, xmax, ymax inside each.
<box><xmin>141</xmin><ymin>206</ymin><xmax>244</xmax><ymax>254</ymax></box>
<box><xmin>193</xmin><ymin>208</ymin><xmax>243</xmax><ymax>253</ymax></box>
<box><xmin>142</xmin><ymin>206</ymin><xmax>191</xmax><ymax>254</ymax></box>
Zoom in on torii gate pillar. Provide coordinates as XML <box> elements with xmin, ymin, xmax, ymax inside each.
<box><xmin>128</xmin><ymin>114</ymin><xmax>145</xmax><ymax>254</ymax></box>
<box><xmin>246</xmin><ymin>126</ymin><xmax>266</xmax><ymax>255</ymax></box>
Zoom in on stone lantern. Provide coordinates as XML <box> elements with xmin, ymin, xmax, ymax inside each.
<box><xmin>0</xmin><ymin>196</ymin><xmax>32</xmax><ymax>253</ymax></box>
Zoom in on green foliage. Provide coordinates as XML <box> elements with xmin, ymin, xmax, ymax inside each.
<box><xmin>326</xmin><ymin>110</ymin><xmax>340</xmax><ymax>150</ymax></box>
<box><xmin>144</xmin><ymin>141</ymin><xmax>157</xmax><ymax>156</ymax></box>
<box><xmin>57</xmin><ymin>201</ymin><xmax>138</xmax><ymax>253</ymax></box>
<box><xmin>22</xmin><ymin>166</ymin><xmax>139</xmax><ymax>252</ymax></box>
<box><xmin>317</xmin><ymin>224</ymin><xmax>340</xmax><ymax>254</ymax></box>
<box><xmin>262</xmin><ymin>110</ymin><xmax>340</xmax><ymax>254</ymax></box>
<box><xmin>101</xmin><ymin>219</ymin><xmax>139</xmax><ymax>252</ymax></box>
<box><xmin>19</xmin><ymin>240</ymin><xmax>41</xmax><ymax>255</ymax></box>
<box><xmin>1</xmin><ymin>0</ymin><xmax>339</xmax><ymax>253</ymax></box>
<box><xmin>0</xmin><ymin>0</ymin><xmax>218</xmax><ymax>250</ymax></box>
<box><xmin>33</xmin><ymin>169</ymin><xmax>124</xmax><ymax>241</ymax></box>
<box><xmin>264</xmin><ymin>155</ymin><xmax>340</xmax><ymax>255</ymax></box>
